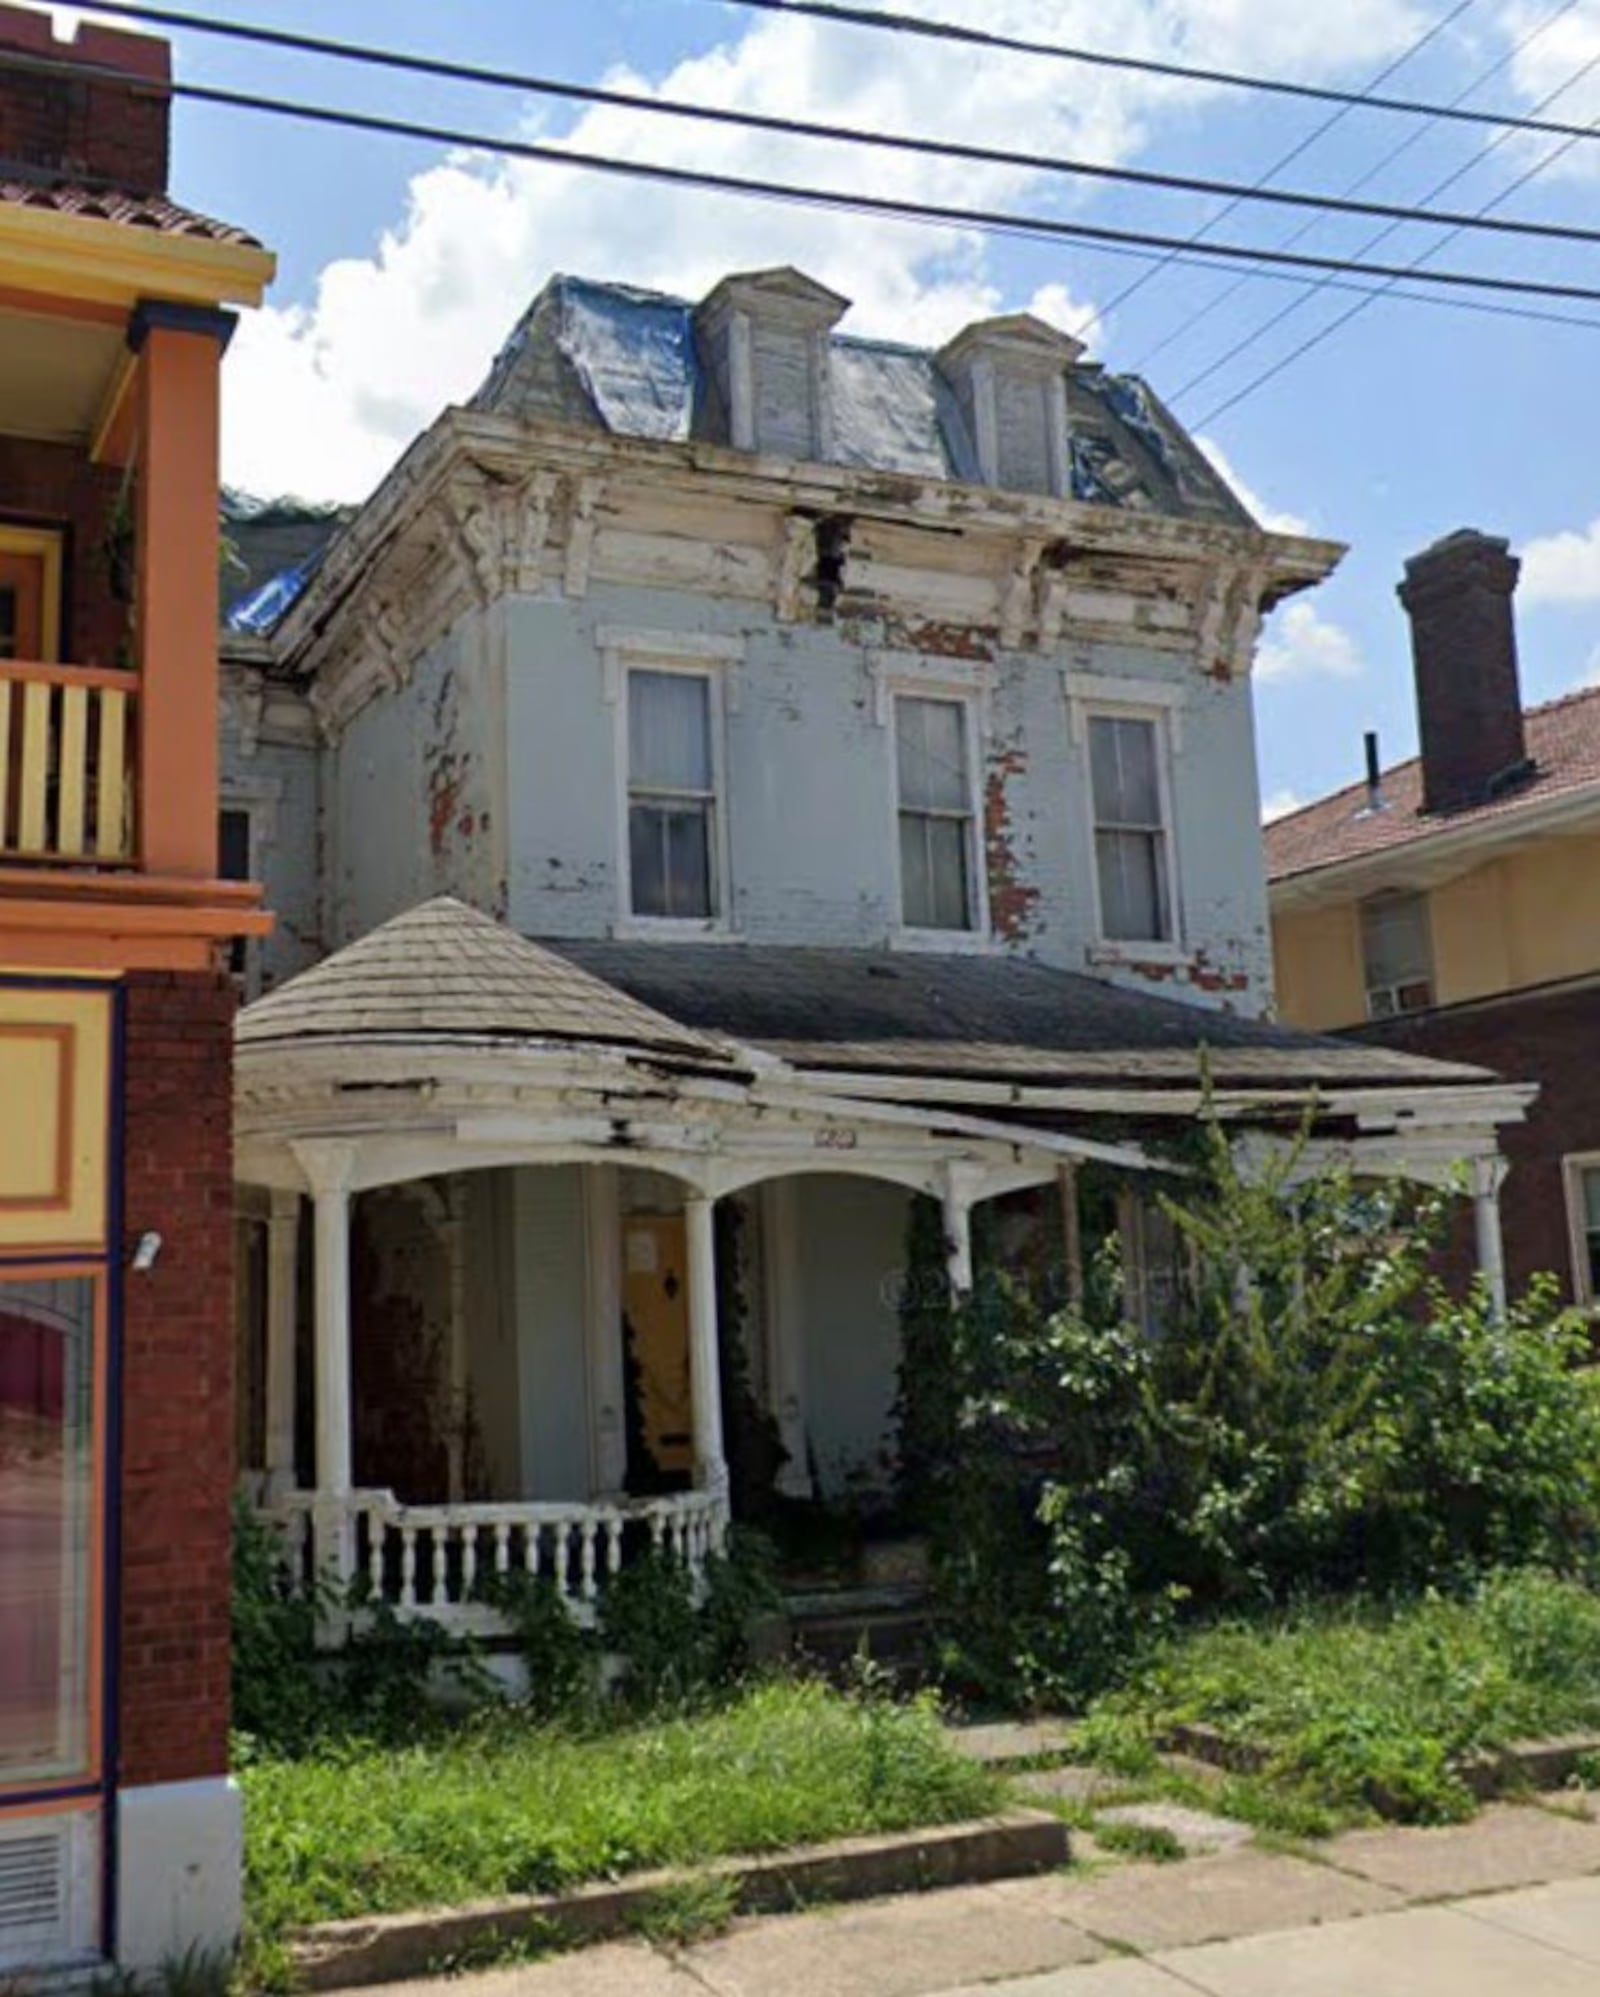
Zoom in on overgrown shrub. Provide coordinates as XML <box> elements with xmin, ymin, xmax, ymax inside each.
<box><xmin>905</xmin><ymin>1109</ymin><xmax>1600</xmax><ymax>1708</ymax></box>
<box><xmin>231</xmin><ymin>1497</ymin><xmax>327</xmax><ymax>1755</ymax></box>
<box><xmin>599</xmin><ymin>1530</ymin><xmax>782</xmax><ymax>1710</ymax></box>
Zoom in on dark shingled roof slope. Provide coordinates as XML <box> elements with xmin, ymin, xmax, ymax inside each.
<box><xmin>546</xmin><ymin>940</ymin><xmax>1490</xmax><ymax>1091</ymax></box>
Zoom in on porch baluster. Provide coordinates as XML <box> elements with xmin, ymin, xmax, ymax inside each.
<box><xmin>366</xmin><ymin>1511</ymin><xmax>384</xmax><ymax>1601</ymax></box>
<box><xmin>460</xmin><ymin>1522</ymin><xmax>479</xmax><ymax>1602</ymax></box>
<box><xmin>494</xmin><ymin>1521</ymin><xmax>511</xmax><ymax>1576</ymax></box>
<box><xmin>399</xmin><ymin>1524</ymin><xmax>418</xmax><ymax>1609</ymax></box>
<box><xmin>579</xmin><ymin>1519</ymin><xmax>599</xmax><ymax>1604</ymax></box>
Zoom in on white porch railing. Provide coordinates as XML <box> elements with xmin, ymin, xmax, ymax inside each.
<box><xmin>262</xmin><ymin>1487</ymin><xmax>730</xmax><ymax>1633</ymax></box>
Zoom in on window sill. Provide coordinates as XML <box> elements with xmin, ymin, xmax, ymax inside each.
<box><xmin>1088</xmin><ymin>940</ymin><xmax>1190</xmax><ymax>970</ymax></box>
<box><xmin>611</xmin><ymin>916</ymin><xmax>736</xmax><ymax>942</ymax></box>
<box><xmin>890</xmin><ymin>927</ymin><xmax>999</xmax><ymax>956</ymax></box>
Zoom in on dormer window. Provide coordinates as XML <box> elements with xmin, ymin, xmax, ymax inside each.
<box><xmin>937</xmin><ymin>314</ymin><xmax>1084</xmax><ymax>497</ymax></box>
<box><xmin>696</xmin><ymin>267</ymin><xmax>848</xmax><ymax>462</ymax></box>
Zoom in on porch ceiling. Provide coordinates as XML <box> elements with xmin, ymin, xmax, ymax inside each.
<box><xmin>0</xmin><ymin>302</ymin><xmax>124</xmax><ymax>444</ymax></box>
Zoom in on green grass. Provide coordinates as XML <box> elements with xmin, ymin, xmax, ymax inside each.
<box><xmin>241</xmin><ymin>1679</ymin><xmax>999</xmax><ymax>1970</ymax></box>
<box><xmin>1077</xmin><ymin>1570</ymin><xmax>1600</xmax><ymax>1828</ymax></box>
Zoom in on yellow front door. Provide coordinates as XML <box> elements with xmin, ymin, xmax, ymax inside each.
<box><xmin>622</xmin><ymin>1213</ymin><xmax>694</xmax><ymax>1477</ymax></box>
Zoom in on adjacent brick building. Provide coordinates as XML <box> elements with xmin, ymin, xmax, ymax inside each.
<box><xmin>1267</xmin><ymin>527</ymin><xmax>1600</xmax><ymax>1307</ymax></box>
<box><xmin>0</xmin><ymin>10</ymin><xmax>272</xmax><ymax>1974</ymax></box>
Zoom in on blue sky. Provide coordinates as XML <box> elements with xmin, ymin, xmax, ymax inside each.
<box><xmin>51</xmin><ymin>1</ymin><xmax>1600</xmax><ymax>813</ymax></box>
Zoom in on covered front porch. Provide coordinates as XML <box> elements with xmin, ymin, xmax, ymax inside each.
<box><xmin>234</xmin><ymin>900</ymin><xmax>1146</xmax><ymax>1634</ymax></box>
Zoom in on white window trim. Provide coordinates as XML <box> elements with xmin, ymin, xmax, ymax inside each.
<box><xmin>1072</xmin><ymin>698</ymin><xmax>1184</xmax><ymax>958</ymax></box>
<box><xmin>880</xmin><ymin>667</ymin><xmax>993</xmax><ymax>951</ymax></box>
<box><xmin>604</xmin><ymin>631</ymin><xmax>738</xmax><ymax>937</ymax></box>
<box><xmin>1562</xmin><ymin>1153</ymin><xmax>1600</xmax><ymax>1309</ymax></box>
<box><xmin>1359</xmin><ymin>890</ymin><xmax>1435</xmax><ymax>1022</ymax></box>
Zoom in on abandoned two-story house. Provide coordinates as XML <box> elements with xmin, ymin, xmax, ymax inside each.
<box><xmin>218</xmin><ymin>269</ymin><xmax>1529</xmax><ymax>1639</ymax></box>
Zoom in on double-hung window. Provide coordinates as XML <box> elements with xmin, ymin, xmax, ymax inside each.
<box><xmin>1566</xmin><ymin>1158</ymin><xmax>1600</xmax><ymax>1307</ymax></box>
<box><xmin>895</xmin><ymin>694</ymin><xmax>977</xmax><ymax>932</ymax></box>
<box><xmin>1360</xmin><ymin>890</ymin><xmax>1433</xmax><ymax>1019</ymax></box>
<box><xmin>1089</xmin><ymin>712</ymin><xmax>1174</xmax><ymax>945</ymax></box>
<box><xmin>627</xmin><ymin>668</ymin><xmax>719</xmax><ymax>921</ymax></box>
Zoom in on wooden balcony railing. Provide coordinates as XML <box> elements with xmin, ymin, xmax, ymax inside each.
<box><xmin>0</xmin><ymin>661</ymin><xmax>134</xmax><ymax>866</ymax></box>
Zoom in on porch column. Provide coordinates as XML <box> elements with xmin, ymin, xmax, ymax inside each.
<box><xmin>1058</xmin><ymin>1162</ymin><xmax>1084</xmax><ymax>1309</ymax></box>
<box><xmin>263</xmin><ymin>1189</ymin><xmax>299</xmax><ymax>1494</ymax></box>
<box><xmin>760</xmin><ymin>1179</ymin><xmax>812</xmax><ymax>1499</ymax></box>
<box><xmin>1472</xmin><ymin>1155</ymin><xmax>1509</xmax><ymax>1318</ymax></box>
<box><xmin>684</xmin><ymin>1193</ymin><xmax>728</xmax><ymax>1495</ymax></box>
<box><xmin>943</xmin><ymin>1166</ymin><xmax>976</xmax><ymax>1299</ymax></box>
<box><xmin>582</xmin><ymin>1165</ymin><xmax>629</xmax><ymax>1496</ymax></box>
<box><xmin>132</xmin><ymin>304</ymin><xmax>231</xmax><ymax>878</ymax></box>
<box><xmin>293</xmin><ymin>1141</ymin><xmax>357</xmax><ymax>1583</ymax></box>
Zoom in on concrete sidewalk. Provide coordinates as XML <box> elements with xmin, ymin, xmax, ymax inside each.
<box><xmin>358</xmin><ymin>1802</ymin><xmax>1600</xmax><ymax>1997</ymax></box>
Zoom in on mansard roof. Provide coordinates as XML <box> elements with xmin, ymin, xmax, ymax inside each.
<box><xmin>470</xmin><ymin>271</ymin><xmax>1249</xmax><ymax>526</ymax></box>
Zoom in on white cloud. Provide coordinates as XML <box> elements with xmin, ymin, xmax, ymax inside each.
<box><xmin>1493</xmin><ymin>1</ymin><xmax>1600</xmax><ymax>182</ymax></box>
<box><xmin>1261</xmin><ymin>787</ymin><xmax>1305</xmax><ymax>822</ymax></box>
<box><xmin>219</xmin><ymin>0</ymin><xmax>1432</xmax><ymax>499</ymax></box>
<box><xmin>1520</xmin><ymin>518</ymin><xmax>1600</xmax><ymax>603</ymax></box>
<box><xmin>1255</xmin><ymin>600</ymin><xmax>1364</xmax><ymax>683</ymax></box>
<box><xmin>1194</xmin><ymin>435</ymin><xmax>1312</xmax><ymax>536</ymax></box>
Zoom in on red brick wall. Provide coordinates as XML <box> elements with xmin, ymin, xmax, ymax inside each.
<box><xmin>1359</xmin><ymin>983</ymin><xmax>1600</xmax><ymax>1306</ymax></box>
<box><xmin>0</xmin><ymin>435</ymin><xmax>126</xmax><ymax>667</ymax></box>
<box><xmin>0</xmin><ymin>6</ymin><xmax>169</xmax><ymax>193</ymax></box>
<box><xmin>117</xmin><ymin>967</ymin><xmax>237</xmax><ymax>1790</ymax></box>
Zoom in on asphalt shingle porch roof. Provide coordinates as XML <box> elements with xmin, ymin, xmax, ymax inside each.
<box><xmin>546</xmin><ymin>940</ymin><xmax>1491</xmax><ymax>1092</ymax></box>
<box><xmin>237</xmin><ymin>897</ymin><xmax>733</xmax><ymax>1068</ymax></box>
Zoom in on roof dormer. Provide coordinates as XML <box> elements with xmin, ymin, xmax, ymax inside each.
<box><xmin>695</xmin><ymin>267</ymin><xmax>849</xmax><ymax>462</ymax></box>
<box><xmin>936</xmin><ymin>313</ymin><xmax>1085</xmax><ymax>497</ymax></box>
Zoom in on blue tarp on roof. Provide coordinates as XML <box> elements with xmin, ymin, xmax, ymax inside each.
<box><xmin>225</xmin><ymin>553</ymin><xmax>320</xmax><ymax>635</ymax></box>
<box><xmin>558</xmin><ymin>277</ymin><xmax>700</xmax><ymax>443</ymax></box>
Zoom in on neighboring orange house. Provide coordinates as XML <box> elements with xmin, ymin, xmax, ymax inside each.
<box><xmin>0</xmin><ymin>11</ymin><xmax>272</xmax><ymax>1973</ymax></box>
<box><xmin>1268</xmin><ymin>527</ymin><xmax>1600</xmax><ymax>1308</ymax></box>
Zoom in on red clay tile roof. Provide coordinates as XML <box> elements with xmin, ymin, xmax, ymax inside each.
<box><xmin>0</xmin><ymin>174</ymin><xmax>260</xmax><ymax>245</ymax></box>
<box><xmin>1265</xmin><ymin>683</ymin><xmax>1600</xmax><ymax>885</ymax></box>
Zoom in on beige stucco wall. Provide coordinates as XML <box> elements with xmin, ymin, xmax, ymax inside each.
<box><xmin>1273</xmin><ymin>828</ymin><xmax>1600</xmax><ymax>1029</ymax></box>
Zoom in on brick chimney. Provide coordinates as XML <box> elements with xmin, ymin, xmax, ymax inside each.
<box><xmin>1398</xmin><ymin>528</ymin><xmax>1532</xmax><ymax>817</ymax></box>
<box><xmin>0</xmin><ymin>3</ymin><xmax>170</xmax><ymax>195</ymax></box>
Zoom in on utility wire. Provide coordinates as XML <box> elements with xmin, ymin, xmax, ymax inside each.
<box><xmin>1187</xmin><ymin>34</ymin><xmax>1600</xmax><ymax>421</ymax></box>
<box><xmin>711</xmin><ymin>0</ymin><xmax>1600</xmax><ymax>149</ymax></box>
<box><xmin>1074</xmin><ymin>0</ymin><xmax>1478</xmax><ymax>346</ymax></box>
<box><xmin>64</xmin><ymin>3</ymin><xmax>1600</xmax><ymax>255</ymax></box>
<box><xmin>47</xmin><ymin>64</ymin><xmax>1600</xmax><ymax>310</ymax></box>
<box><xmin>1132</xmin><ymin>0</ymin><xmax>1570</xmax><ymax>372</ymax></box>
<box><xmin>10</xmin><ymin>40</ymin><xmax>1600</xmax><ymax>331</ymax></box>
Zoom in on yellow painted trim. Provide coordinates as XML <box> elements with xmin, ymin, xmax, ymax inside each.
<box><xmin>0</xmin><ymin>985</ymin><xmax>110</xmax><ymax>1250</ymax></box>
<box><xmin>89</xmin><ymin>350</ymin><xmax>138</xmax><ymax>467</ymax></box>
<box><xmin>0</xmin><ymin>203</ymin><xmax>275</xmax><ymax>311</ymax></box>
<box><xmin>0</xmin><ymin>525</ymin><xmax>64</xmax><ymax>662</ymax></box>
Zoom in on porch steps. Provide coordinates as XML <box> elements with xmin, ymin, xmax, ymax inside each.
<box><xmin>780</xmin><ymin>1583</ymin><xmax>933</xmax><ymax>1682</ymax></box>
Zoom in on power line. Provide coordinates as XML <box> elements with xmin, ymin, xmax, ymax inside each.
<box><xmin>712</xmin><ymin>0</ymin><xmax>1600</xmax><ymax>149</ymax></box>
<box><xmin>9</xmin><ymin>37</ymin><xmax>1600</xmax><ymax>335</ymax></box>
<box><xmin>1075</xmin><ymin>0</ymin><xmax>1479</xmax><ymax>346</ymax></box>
<box><xmin>67</xmin><ymin>68</ymin><xmax>1600</xmax><ymax>310</ymax></box>
<box><xmin>1187</xmin><ymin>34</ymin><xmax>1600</xmax><ymax>423</ymax></box>
<box><xmin>1132</xmin><ymin>0</ymin><xmax>1572</xmax><ymax>372</ymax></box>
<box><xmin>65</xmin><ymin>3</ymin><xmax>1600</xmax><ymax>256</ymax></box>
